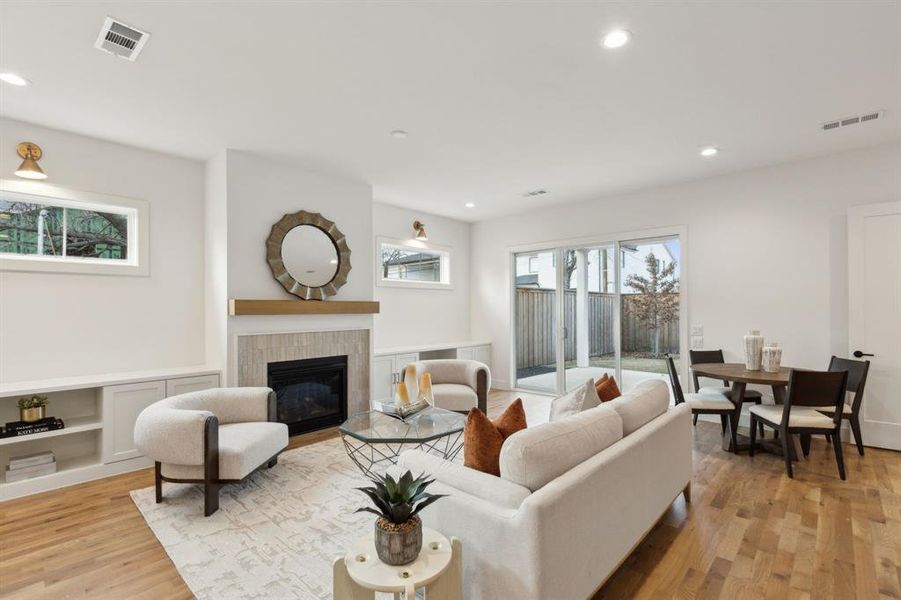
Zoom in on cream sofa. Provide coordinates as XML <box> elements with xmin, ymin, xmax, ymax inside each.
<box><xmin>393</xmin><ymin>379</ymin><xmax>692</xmax><ymax>600</ymax></box>
<box><xmin>134</xmin><ymin>387</ymin><xmax>289</xmax><ymax>516</ymax></box>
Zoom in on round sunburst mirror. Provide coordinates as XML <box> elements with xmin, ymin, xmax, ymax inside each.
<box><xmin>266</xmin><ymin>211</ymin><xmax>351</xmax><ymax>300</ymax></box>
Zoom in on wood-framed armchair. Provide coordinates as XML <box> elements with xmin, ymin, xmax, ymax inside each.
<box><xmin>134</xmin><ymin>387</ymin><xmax>289</xmax><ymax>516</ymax></box>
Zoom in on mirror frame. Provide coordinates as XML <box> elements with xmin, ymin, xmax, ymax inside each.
<box><xmin>266</xmin><ymin>210</ymin><xmax>351</xmax><ymax>300</ymax></box>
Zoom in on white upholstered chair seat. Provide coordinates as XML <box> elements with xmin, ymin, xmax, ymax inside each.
<box><xmin>685</xmin><ymin>392</ymin><xmax>734</xmax><ymax>410</ymax></box>
<box><xmin>698</xmin><ymin>385</ymin><xmax>732</xmax><ymax>396</ymax></box>
<box><xmin>749</xmin><ymin>404</ymin><xmax>835</xmax><ymax>429</ymax></box>
<box><xmin>810</xmin><ymin>404</ymin><xmax>852</xmax><ymax>415</ymax></box>
<box><xmin>162</xmin><ymin>422</ymin><xmax>288</xmax><ymax>480</ymax></box>
<box><xmin>430</xmin><ymin>383</ymin><xmax>479</xmax><ymax>411</ymax></box>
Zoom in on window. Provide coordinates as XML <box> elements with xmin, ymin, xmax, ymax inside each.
<box><xmin>377</xmin><ymin>238</ymin><xmax>451</xmax><ymax>288</ymax></box>
<box><xmin>0</xmin><ymin>181</ymin><xmax>148</xmax><ymax>276</ymax></box>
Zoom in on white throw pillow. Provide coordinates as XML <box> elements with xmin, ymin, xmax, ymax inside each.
<box><xmin>548</xmin><ymin>379</ymin><xmax>599</xmax><ymax>421</ymax></box>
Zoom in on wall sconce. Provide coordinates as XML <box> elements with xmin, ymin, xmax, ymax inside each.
<box><xmin>15</xmin><ymin>142</ymin><xmax>47</xmax><ymax>180</ymax></box>
<box><xmin>412</xmin><ymin>220</ymin><xmax>428</xmax><ymax>241</ymax></box>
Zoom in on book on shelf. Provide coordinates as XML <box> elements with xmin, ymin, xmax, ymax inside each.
<box><xmin>5</xmin><ymin>459</ymin><xmax>57</xmax><ymax>482</ymax></box>
<box><xmin>0</xmin><ymin>417</ymin><xmax>65</xmax><ymax>438</ymax></box>
<box><xmin>8</xmin><ymin>450</ymin><xmax>55</xmax><ymax>470</ymax></box>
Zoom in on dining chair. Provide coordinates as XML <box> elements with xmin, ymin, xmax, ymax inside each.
<box><xmin>811</xmin><ymin>356</ymin><xmax>870</xmax><ymax>455</ymax></box>
<box><xmin>749</xmin><ymin>369</ymin><xmax>849</xmax><ymax>480</ymax></box>
<box><xmin>689</xmin><ymin>349</ymin><xmax>764</xmax><ymax>427</ymax></box>
<box><xmin>665</xmin><ymin>354</ymin><xmax>737</xmax><ymax>451</ymax></box>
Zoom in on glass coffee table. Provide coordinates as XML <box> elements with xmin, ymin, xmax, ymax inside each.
<box><xmin>339</xmin><ymin>407</ymin><xmax>466</xmax><ymax>477</ymax></box>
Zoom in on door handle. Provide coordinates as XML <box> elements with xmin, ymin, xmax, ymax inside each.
<box><xmin>853</xmin><ymin>350</ymin><xmax>875</xmax><ymax>358</ymax></box>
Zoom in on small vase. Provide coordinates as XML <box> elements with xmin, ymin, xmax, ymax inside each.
<box><xmin>744</xmin><ymin>330</ymin><xmax>764</xmax><ymax>371</ymax></box>
<box><xmin>19</xmin><ymin>406</ymin><xmax>46</xmax><ymax>423</ymax></box>
<box><xmin>762</xmin><ymin>342</ymin><xmax>783</xmax><ymax>373</ymax></box>
<box><xmin>374</xmin><ymin>515</ymin><xmax>422</xmax><ymax>566</ymax></box>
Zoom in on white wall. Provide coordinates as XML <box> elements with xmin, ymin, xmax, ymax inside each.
<box><xmin>471</xmin><ymin>143</ymin><xmax>901</xmax><ymax>391</ymax></box>
<box><xmin>0</xmin><ymin>118</ymin><xmax>206</xmax><ymax>382</ymax></box>
<box><xmin>205</xmin><ymin>150</ymin><xmax>375</xmax><ymax>384</ymax></box>
<box><xmin>372</xmin><ymin>202</ymin><xmax>471</xmax><ymax>350</ymax></box>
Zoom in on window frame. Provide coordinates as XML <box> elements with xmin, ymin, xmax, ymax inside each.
<box><xmin>375</xmin><ymin>236</ymin><xmax>452</xmax><ymax>290</ymax></box>
<box><xmin>0</xmin><ymin>179</ymin><xmax>149</xmax><ymax>276</ymax></box>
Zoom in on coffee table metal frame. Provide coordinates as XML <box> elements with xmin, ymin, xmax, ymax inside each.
<box><xmin>339</xmin><ymin>408</ymin><xmax>465</xmax><ymax>478</ymax></box>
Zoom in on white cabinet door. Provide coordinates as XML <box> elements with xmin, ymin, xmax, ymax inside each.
<box><xmin>373</xmin><ymin>356</ymin><xmax>395</xmax><ymax>403</ymax></box>
<box><xmin>166</xmin><ymin>374</ymin><xmax>220</xmax><ymax>397</ymax></box>
<box><xmin>102</xmin><ymin>380</ymin><xmax>166</xmax><ymax>463</ymax></box>
<box><xmin>472</xmin><ymin>345</ymin><xmax>491</xmax><ymax>367</ymax></box>
<box><xmin>456</xmin><ymin>347</ymin><xmax>474</xmax><ymax>361</ymax></box>
<box><xmin>395</xmin><ymin>353</ymin><xmax>419</xmax><ymax>371</ymax></box>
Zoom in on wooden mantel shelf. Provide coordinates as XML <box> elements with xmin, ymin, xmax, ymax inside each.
<box><xmin>229</xmin><ymin>299</ymin><xmax>380</xmax><ymax>316</ymax></box>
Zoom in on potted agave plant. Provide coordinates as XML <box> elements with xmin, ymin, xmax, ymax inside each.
<box><xmin>355</xmin><ymin>470</ymin><xmax>447</xmax><ymax>566</ymax></box>
<box><xmin>18</xmin><ymin>396</ymin><xmax>48</xmax><ymax>423</ymax></box>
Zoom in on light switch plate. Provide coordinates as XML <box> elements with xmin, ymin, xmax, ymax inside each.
<box><xmin>691</xmin><ymin>325</ymin><xmax>703</xmax><ymax>336</ymax></box>
<box><xmin>690</xmin><ymin>335</ymin><xmax>705</xmax><ymax>349</ymax></box>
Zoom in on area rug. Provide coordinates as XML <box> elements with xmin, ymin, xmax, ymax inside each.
<box><xmin>131</xmin><ymin>438</ymin><xmax>386</xmax><ymax>600</ymax></box>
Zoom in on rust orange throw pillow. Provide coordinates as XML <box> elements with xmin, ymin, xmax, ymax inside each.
<box><xmin>464</xmin><ymin>399</ymin><xmax>527</xmax><ymax>476</ymax></box>
<box><xmin>596</xmin><ymin>376</ymin><xmax>621</xmax><ymax>402</ymax></box>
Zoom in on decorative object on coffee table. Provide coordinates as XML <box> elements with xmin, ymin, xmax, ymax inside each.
<box><xmin>339</xmin><ymin>406</ymin><xmax>465</xmax><ymax>476</ymax></box>
<box><xmin>743</xmin><ymin>330</ymin><xmax>764</xmax><ymax>370</ymax></box>
<box><xmin>355</xmin><ymin>470</ymin><xmax>446</xmax><ymax>565</ymax></box>
<box><xmin>333</xmin><ymin>528</ymin><xmax>462</xmax><ymax>600</ymax></box>
<box><xmin>17</xmin><ymin>395</ymin><xmax>48</xmax><ymax>422</ymax></box>
<box><xmin>266</xmin><ymin>210</ymin><xmax>351</xmax><ymax>300</ymax></box>
<box><xmin>761</xmin><ymin>342</ymin><xmax>783</xmax><ymax>373</ymax></box>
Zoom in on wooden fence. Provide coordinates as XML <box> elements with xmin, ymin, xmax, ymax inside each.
<box><xmin>515</xmin><ymin>288</ymin><xmax>680</xmax><ymax>369</ymax></box>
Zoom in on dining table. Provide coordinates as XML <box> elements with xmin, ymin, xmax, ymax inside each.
<box><xmin>689</xmin><ymin>362</ymin><xmax>805</xmax><ymax>460</ymax></box>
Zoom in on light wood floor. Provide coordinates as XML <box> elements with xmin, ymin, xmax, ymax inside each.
<box><xmin>1</xmin><ymin>391</ymin><xmax>899</xmax><ymax>599</ymax></box>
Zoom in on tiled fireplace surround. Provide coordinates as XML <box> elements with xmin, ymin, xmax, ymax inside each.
<box><xmin>236</xmin><ymin>329</ymin><xmax>370</xmax><ymax>416</ymax></box>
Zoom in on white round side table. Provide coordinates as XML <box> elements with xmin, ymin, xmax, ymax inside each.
<box><xmin>333</xmin><ymin>527</ymin><xmax>463</xmax><ymax>600</ymax></box>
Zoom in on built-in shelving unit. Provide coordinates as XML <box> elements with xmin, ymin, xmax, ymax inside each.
<box><xmin>0</xmin><ymin>366</ymin><xmax>220</xmax><ymax>500</ymax></box>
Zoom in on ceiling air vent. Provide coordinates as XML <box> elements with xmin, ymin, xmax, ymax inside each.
<box><xmin>94</xmin><ymin>17</ymin><xmax>150</xmax><ymax>61</ymax></box>
<box><xmin>522</xmin><ymin>189</ymin><xmax>548</xmax><ymax>197</ymax></box>
<box><xmin>821</xmin><ymin>110</ymin><xmax>883</xmax><ymax>132</ymax></box>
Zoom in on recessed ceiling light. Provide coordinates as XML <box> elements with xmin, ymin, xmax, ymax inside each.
<box><xmin>464</xmin><ymin>202</ymin><xmax>475</xmax><ymax>208</ymax></box>
<box><xmin>699</xmin><ymin>146</ymin><xmax>719</xmax><ymax>157</ymax></box>
<box><xmin>0</xmin><ymin>72</ymin><xmax>28</xmax><ymax>86</ymax></box>
<box><xmin>602</xmin><ymin>29</ymin><xmax>631</xmax><ymax>49</ymax></box>
<box><xmin>390</xmin><ymin>130</ymin><xmax>408</xmax><ymax>139</ymax></box>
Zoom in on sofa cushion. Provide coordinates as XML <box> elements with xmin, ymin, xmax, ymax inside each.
<box><xmin>596</xmin><ymin>376</ymin><xmax>622</xmax><ymax>402</ymax></box>
<box><xmin>432</xmin><ymin>383</ymin><xmax>478</xmax><ymax>411</ymax></box>
<box><xmin>499</xmin><ymin>404</ymin><xmax>623</xmax><ymax>491</ymax></box>
<box><xmin>548</xmin><ymin>379</ymin><xmax>600</xmax><ymax>421</ymax></box>
<box><xmin>464</xmin><ymin>399</ymin><xmax>527</xmax><ymax>476</ymax></box>
<box><xmin>161</xmin><ymin>421</ymin><xmax>288</xmax><ymax>480</ymax></box>
<box><xmin>606</xmin><ymin>379</ymin><xmax>670</xmax><ymax>435</ymax></box>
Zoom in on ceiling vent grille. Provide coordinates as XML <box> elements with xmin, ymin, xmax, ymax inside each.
<box><xmin>522</xmin><ymin>189</ymin><xmax>548</xmax><ymax>197</ymax></box>
<box><xmin>821</xmin><ymin>110</ymin><xmax>883</xmax><ymax>132</ymax></box>
<box><xmin>94</xmin><ymin>17</ymin><xmax>150</xmax><ymax>61</ymax></box>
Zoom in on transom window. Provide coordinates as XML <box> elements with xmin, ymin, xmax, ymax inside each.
<box><xmin>0</xmin><ymin>182</ymin><xmax>148</xmax><ymax>276</ymax></box>
<box><xmin>377</xmin><ymin>239</ymin><xmax>451</xmax><ymax>288</ymax></box>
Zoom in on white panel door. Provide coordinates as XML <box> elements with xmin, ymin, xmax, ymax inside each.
<box><xmin>166</xmin><ymin>374</ymin><xmax>220</xmax><ymax>397</ymax></box>
<box><xmin>102</xmin><ymin>380</ymin><xmax>166</xmax><ymax>463</ymax></box>
<box><xmin>848</xmin><ymin>202</ymin><xmax>901</xmax><ymax>450</ymax></box>
<box><xmin>373</xmin><ymin>356</ymin><xmax>395</xmax><ymax>403</ymax></box>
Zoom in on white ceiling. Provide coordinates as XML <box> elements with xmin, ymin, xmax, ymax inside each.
<box><xmin>1</xmin><ymin>1</ymin><xmax>899</xmax><ymax>221</ymax></box>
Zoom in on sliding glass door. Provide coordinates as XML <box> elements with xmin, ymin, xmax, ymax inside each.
<box><xmin>514</xmin><ymin>235</ymin><xmax>681</xmax><ymax>394</ymax></box>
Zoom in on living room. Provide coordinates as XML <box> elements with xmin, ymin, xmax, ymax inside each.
<box><xmin>1</xmin><ymin>2</ymin><xmax>899</xmax><ymax>599</ymax></box>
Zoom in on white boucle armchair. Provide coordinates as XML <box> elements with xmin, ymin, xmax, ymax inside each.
<box><xmin>402</xmin><ymin>360</ymin><xmax>490</xmax><ymax>413</ymax></box>
<box><xmin>134</xmin><ymin>387</ymin><xmax>288</xmax><ymax>516</ymax></box>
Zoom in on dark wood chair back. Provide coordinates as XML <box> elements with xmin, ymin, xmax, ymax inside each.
<box><xmin>783</xmin><ymin>369</ymin><xmax>848</xmax><ymax>428</ymax></box>
<box><xmin>827</xmin><ymin>356</ymin><xmax>870</xmax><ymax>416</ymax></box>
<box><xmin>665</xmin><ymin>354</ymin><xmax>686</xmax><ymax>405</ymax></box>
<box><xmin>689</xmin><ymin>349</ymin><xmax>729</xmax><ymax>389</ymax></box>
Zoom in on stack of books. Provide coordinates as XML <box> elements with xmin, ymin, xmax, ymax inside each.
<box><xmin>5</xmin><ymin>451</ymin><xmax>57</xmax><ymax>482</ymax></box>
<box><xmin>0</xmin><ymin>417</ymin><xmax>65</xmax><ymax>438</ymax></box>
<box><xmin>374</xmin><ymin>399</ymin><xmax>430</xmax><ymax>420</ymax></box>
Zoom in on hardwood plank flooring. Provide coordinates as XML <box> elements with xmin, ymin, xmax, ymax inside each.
<box><xmin>1</xmin><ymin>392</ymin><xmax>899</xmax><ymax>599</ymax></box>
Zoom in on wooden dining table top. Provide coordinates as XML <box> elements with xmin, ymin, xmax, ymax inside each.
<box><xmin>690</xmin><ymin>362</ymin><xmax>792</xmax><ymax>385</ymax></box>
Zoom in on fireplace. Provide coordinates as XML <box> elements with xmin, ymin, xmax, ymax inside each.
<box><xmin>267</xmin><ymin>355</ymin><xmax>348</xmax><ymax>436</ymax></box>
